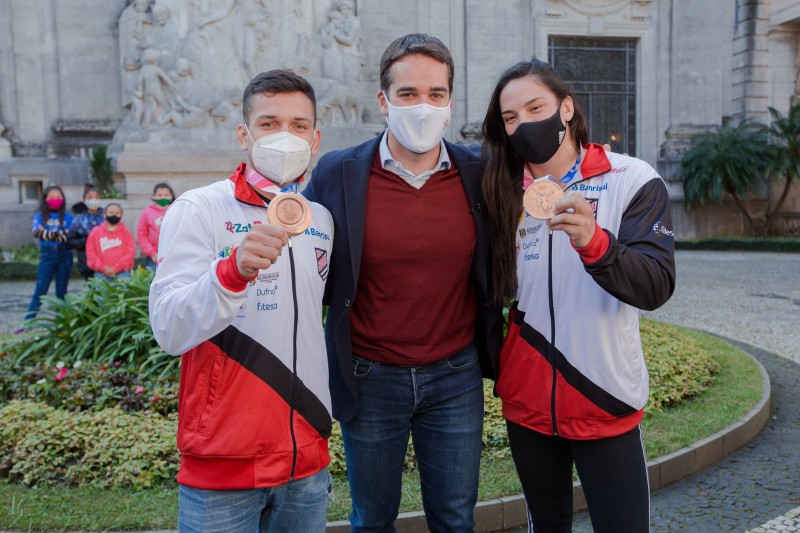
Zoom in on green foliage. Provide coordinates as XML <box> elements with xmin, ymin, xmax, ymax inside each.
<box><xmin>767</xmin><ymin>100</ymin><xmax>800</xmax><ymax>219</ymax></box>
<box><xmin>89</xmin><ymin>145</ymin><xmax>118</xmax><ymax>198</ymax></box>
<box><xmin>6</xmin><ymin>268</ymin><xmax>175</xmax><ymax>379</ymax></box>
<box><xmin>676</xmin><ymin>236</ymin><xmax>800</xmax><ymax>252</ymax></box>
<box><xmin>0</xmin><ymin>400</ymin><xmax>179</xmax><ymax>488</ymax></box>
<box><xmin>0</xmin><ymin>358</ymin><xmax>177</xmax><ymax>415</ymax></box>
<box><xmin>0</xmin><ymin>262</ymin><xmax>40</xmax><ymax>280</ymax></box>
<box><xmin>680</xmin><ymin>122</ymin><xmax>773</xmax><ymax>211</ymax></box>
<box><xmin>641</xmin><ymin>319</ymin><xmax>720</xmax><ymax>411</ymax></box>
<box><xmin>0</xmin><ymin>320</ymin><xmax>721</xmax><ymax>490</ymax></box>
<box><xmin>0</xmin><ymin>243</ymin><xmax>40</xmax><ymax>264</ymax></box>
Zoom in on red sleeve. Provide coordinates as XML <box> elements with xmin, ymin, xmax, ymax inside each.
<box><xmin>574</xmin><ymin>222</ymin><xmax>609</xmax><ymax>265</ymax></box>
<box><xmin>86</xmin><ymin>229</ymin><xmax>103</xmax><ymax>272</ymax></box>
<box><xmin>216</xmin><ymin>247</ymin><xmax>256</xmax><ymax>292</ymax></box>
<box><xmin>112</xmin><ymin>228</ymin><xmax>136</xmax><ymax>273</ymax></box>
<box><xmin>137</xmin><ymin>208</ymin><xmax>155</xmax><ymax>258</ymax></box>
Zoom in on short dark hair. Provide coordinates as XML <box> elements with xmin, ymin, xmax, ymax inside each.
<box><xmin>379</xmin><ymin>34</ymin><xmax>454</xmax><ymax>93</ymax></box>
<box><xmin>242</xmin><ymin>69</ymin><xmax>317</xmax><ymax>126</ymax></box>
<box><xmin>153</xmin><ymin>182</ymin><xmax>175</xmax><ymax>199</ymax></box>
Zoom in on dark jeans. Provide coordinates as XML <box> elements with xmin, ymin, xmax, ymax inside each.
<box><xmin>507</xmin><ymin>420</ymin><xmax>650</xmax><ymax>533</ymax></box>
<box><xmin>341</xmin><ymin>343</ymin><xmax>484</xmax><ymax>533</ymax></box>
<box><xmin>26</xmin><ymin>244</ymin><xmax>73</xmax><ymax>320</ymax></box>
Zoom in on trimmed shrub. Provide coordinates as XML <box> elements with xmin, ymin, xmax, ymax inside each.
<box><xmin>642</xmin><ymin>319</ymin><xmax>720</xmax><ymax>411</ymax></box>
<box><xmin>0</xmin><ymin>357</ymin><xmax>176</xmax><ymax>415</ymax></box>
<box><xmin>0</xmin><ymin>400</ymin><xmax>178</xmax><ymax>488</ymax></box>
<box><xmin>0</xmin><ymin>317</ymin><xmax>720</xmax><ymax>487</ymax></box>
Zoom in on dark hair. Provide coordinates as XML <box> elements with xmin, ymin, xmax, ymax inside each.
<box><xmin>83</xmin><ymin>185</ymin><xmax>98</xmax><ymax>199</ymax></box>
<box><xmin>379</xmin><ymin>34</ymin><xmax>454</xmax><ymax>93</ymax></box>
<box><xmin>105</xmin><ymin>202</ymin><xmax>123</xmax><ymax>214</ymax></box>
<box><xmin>153</xmin><ymin>182</ymin><xmax>175</xmax><ymax>199</ymax></box>
<box><xmin>39</xmin><ymin>185</ymin><xmax>67</xmax><ymax>225</ymax></box>
<box><xmin>242</xmin><ymin>69</ymin><xmax>317</xmax><ymax>126</ymax></box>
<box><xmin>481</xmin><ymin>58</ymin><xmax>588</xmax><ymax>305</ymax></box>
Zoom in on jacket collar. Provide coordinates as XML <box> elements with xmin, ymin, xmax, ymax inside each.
<box><xmin>230</xmin><ymin>162</ymin><xmax>268</xmax><ymax>208</ymax></box>
<box><xmin>579</xmin><ymin>143</ymin><xmax>613</xmax><ymax>180</ymax></box>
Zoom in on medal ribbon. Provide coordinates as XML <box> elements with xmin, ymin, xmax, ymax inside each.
<box><xmin>557</xmin><ymin>152</ymin><xmax>582</xmax><ymax>184</ymax></box>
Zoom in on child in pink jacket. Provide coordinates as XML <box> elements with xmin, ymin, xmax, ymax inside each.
<box><xmin>137</xmin><ymin>182</ymin><xmax>175</xmax><ymax>270</ymax></box>
<box><xmin>86</xmin><ymin>203</ymin><xmax>135</xmax><ymax>281</ymax></box>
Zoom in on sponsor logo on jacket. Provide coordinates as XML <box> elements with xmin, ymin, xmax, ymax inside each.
<box><xmin>225</xmin><ymin>221</ymin><xmax>253</xmax><ymax>233</ymax></box>
<box><xmin>570</xmin><ymin>182</ymin><xmax>608</xmax><ymax>193</ymax></box>
<box><xmin>304</xmin><ymin>227</ymin><xmax>330</xmax><ymax>241</ymax></box>
<box><xmin>652</xmin><ymin>220</ymin><xmax>675</xmax><ymax>237</ymax></box>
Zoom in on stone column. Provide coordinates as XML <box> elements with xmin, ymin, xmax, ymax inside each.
<box><xmin>732</xmin><ymin>0</ymin><xmax>771</xmax><ymax>124</ymax></box>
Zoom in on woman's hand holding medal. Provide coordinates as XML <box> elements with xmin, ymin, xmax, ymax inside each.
<box><xmin>523</xmin><ymin>179</ymin><xmax>596</xmax><ymax>248</ymax></box>
<box><xmin>548</xmin><ymin>191</ymin><xmax>596</xmax><ymax>249</ymax></box>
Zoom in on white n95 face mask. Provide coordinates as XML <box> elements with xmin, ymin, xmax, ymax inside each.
<box><xmin>384</xmin><ymin>93</ymin><xmax>451</xmax><ymax>154</ymax></box>
<box><xmin>247</xmin><ymin>128</ymin><xmax>312</xmax><ymax>185</ymax></box>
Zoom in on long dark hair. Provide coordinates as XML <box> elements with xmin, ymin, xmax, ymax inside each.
<box><xmin>39</xmin><ymin>185</ymin><xmax>67</xmax><ymax>226</ymax></box>
<box><xmin>481</xmin><ymin>58</ymin><xmax>588</xmax><ymax>306</ymax></box>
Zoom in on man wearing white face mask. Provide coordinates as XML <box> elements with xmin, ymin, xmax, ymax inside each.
<box><xmin>304</xmin><ymin>34</ymin><xmax>503</xmax><ymax>533</ymax></box>
<box><xmin>149</xmin><ymin>70</ymin><xmax>334</xmax><ymax>532</ymax></box>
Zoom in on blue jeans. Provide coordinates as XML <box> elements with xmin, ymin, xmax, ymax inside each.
<box><xmin>26</xmin><ymin>244</ymin><xmax>73</xmax><ymax>320</ymax></box>
<box><xmin>341</xmin><ymin>343</ymin><xmax>484</xmax><ymax>533</ymax></box>
<box><xmin>177</xmin><ymin>468</ymin><xmax>330</xmax><ymax>533</ymax></box>
<box><xmin>94</xmin><ymin>270</ymin><xmax>131</xmax><ymax>282</ymax></box>
<box><xmin>145</xmin><ymin>256</ymin><xmax>157</xmax><ymax>270</ymax></box>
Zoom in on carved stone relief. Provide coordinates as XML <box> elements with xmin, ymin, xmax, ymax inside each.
<box><xmin>115</xmin><ymin>0</ymin><xmax>365</xmax><ymax>141</ymax></box>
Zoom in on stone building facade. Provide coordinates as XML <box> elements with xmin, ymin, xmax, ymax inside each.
<box><xmin>0</xmin><ymin>0</ymin><xmax>798</xmax><ymax>248</ymax></box>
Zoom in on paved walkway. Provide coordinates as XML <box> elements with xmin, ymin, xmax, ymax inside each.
<box><xmin>2</xmin><ymin>251</ymin><xmax>799</xmax><ymax>532</ymax></box>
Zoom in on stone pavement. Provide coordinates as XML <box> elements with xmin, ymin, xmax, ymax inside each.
<box><xmin>1</xmin><ymin>251</ymin><xmax>799</xmax><ymax>532</ymax></box>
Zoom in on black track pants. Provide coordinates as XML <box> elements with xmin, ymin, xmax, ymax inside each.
<box><xmin>506</xmin><ymin>420</ymin><xmax>650</xmax><ymax>533</ymax></box>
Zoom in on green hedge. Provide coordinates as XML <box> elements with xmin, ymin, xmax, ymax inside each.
<box><xmin>0</xmin><ymin>400</ymin><xmax>178</xmax><ymax>488</ymax></box>
<box><xmin>0</xmin><ymin>319</ymin><xmax>719</xmax><ymax>488</ymax></box>
<box><xmin>676</xmin><ymin>237</ymin><xmax>800</xmax><ymax>252</ymax></box>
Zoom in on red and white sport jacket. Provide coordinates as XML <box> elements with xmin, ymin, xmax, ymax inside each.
<box><xmin>497</xmin><ymin>144</ymin><xmax>676</xmax><ymax>440</ymax></box>
<box><xmin>149</xmin><ymin>164</ymin><xmax>334</xmax><ymax>489</ymax></box>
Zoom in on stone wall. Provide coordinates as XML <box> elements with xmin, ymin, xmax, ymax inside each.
<box><xmin>0</xmin><ymin>0</ymin><xmax>799</xmax><ymax>247</ymax></box>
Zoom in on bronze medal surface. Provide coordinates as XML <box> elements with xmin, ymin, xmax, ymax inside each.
<box><xmin>267</xmin><ymin>193</ymin><xmax>313</xmax><ymax>236</ymax></box>
<box><xmin>523</xmin><ymin>180</ymin><xmax>565</xmax><ymax>220</ymax></box>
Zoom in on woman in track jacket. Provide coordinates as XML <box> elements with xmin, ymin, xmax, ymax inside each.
<box><xmin>481</xmin><ymin>58</ymin><xmax>676</xmax><ymax>532</ymax></box>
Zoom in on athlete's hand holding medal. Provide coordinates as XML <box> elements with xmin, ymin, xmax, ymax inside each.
<box><xmin>523</xmin><ymin>177</ymin><xmax>596</xmax><ymax>249</ymax></box>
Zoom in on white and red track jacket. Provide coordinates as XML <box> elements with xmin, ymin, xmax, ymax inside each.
<box><xmin>497</xmin><ymin>144</ymin><xmax>676</xmax><ymax>440</ymax></box>
<box><xmin>149</xmin><ymin>163</ymin><xmax>334</xmax><ymax>489</ymax></box>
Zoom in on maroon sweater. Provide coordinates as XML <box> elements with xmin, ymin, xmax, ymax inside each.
<box><xmin>349</xmin><ymin>153</ymin><xmax>478</xmax><ymax>366</ymax></box>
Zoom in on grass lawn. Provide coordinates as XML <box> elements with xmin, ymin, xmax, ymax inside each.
<box><xmin>0</xmin><ymin>326</ymin><xmax>764</xmax><ymax>530</ymax></box>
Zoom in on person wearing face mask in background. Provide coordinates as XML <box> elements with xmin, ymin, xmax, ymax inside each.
<box><xmin>149</xmin><ymin>70</ymin><xmax>334</xmax><ymax>532</ymax></box>
<box><xmin>137</xmin><ymin>182</ymin><xmax>175</xmax><ymax>270</ymax></box>
<box><xmin>67</xmin><ymin>185</ymin><xmax>105</xmax><ymax>280</ymax></box>
<box><xmin>23</xmin><ymin>185</ymin><xmax>74</xmax><ymax>323</ymax></box>
<box><xmin>304</xmin><ymin>33</ymin><xmax>503</xmax><ymax>533</ymax></box>
<box><xmin>85</xmin><ymin>203</ymin><xmax>135</xmax><ymax>281</ymax></box>
<box><xmin>481</xmin><ymin>58</ymin><xmax>676</xmax><ymax>532</ymax></box>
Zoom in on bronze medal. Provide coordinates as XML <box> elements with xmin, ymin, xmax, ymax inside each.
<box><xmin>523</xmin><ymin>180</ymin><xmax>564</xmax><ymax>220</ymax></box>
<box><xmin>266</xmin><ymin>192</ymin><xmax>313</xmax><ymax>236</ymax></box>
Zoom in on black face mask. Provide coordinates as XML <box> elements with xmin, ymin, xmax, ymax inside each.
<box><xmin>508</xmin><ymin>106</ymin><xmax>567</xmax><ymax>164</ymax></box>
<box><xmin>106</xmin><ymin>215</ymin><xmax>122</xmax><ymax>225</ymax></box>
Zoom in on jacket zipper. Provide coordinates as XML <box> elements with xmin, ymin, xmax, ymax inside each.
<box><xmin>548</xmin><ymin>230</ymin><xmax>558</xmax><ymax>437</ymax></box>
<box><xmin>287</xmin><ymin>238</ymin><xmax>299</xmax><ymax>481</ymax></box>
